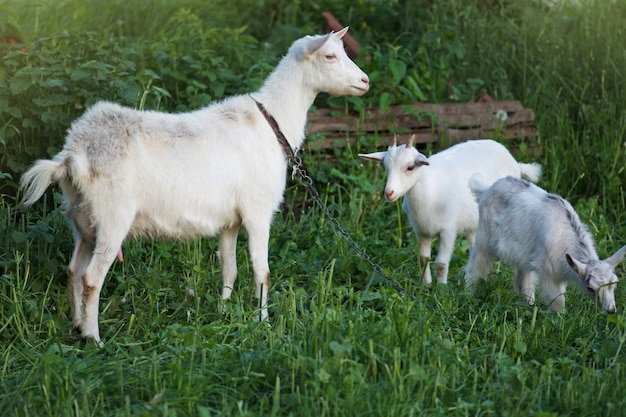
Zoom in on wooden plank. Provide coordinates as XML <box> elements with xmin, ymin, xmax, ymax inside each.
<box><xmin>304</xmin><ymin>124</ymin><xmax>539</xmax><ymax>151</ymax></box>
<box><xmin>307</xmin><ymin>101</ymin><xmax>535</xmax><ymax>134</ymax></box>
<box><xmin>304</xmin><ymin>100</ymin><xmax>539</xmax><ymax>152</ymax></box>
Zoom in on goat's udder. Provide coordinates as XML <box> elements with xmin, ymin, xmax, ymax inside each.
<box><xmin>117</xmin><ymin>248</ymin><xmax>124</xmax><ymax>262</ymax></box>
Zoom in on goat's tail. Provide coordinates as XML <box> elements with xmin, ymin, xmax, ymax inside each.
<box><xmin>519</xmin><ymin>162</ymin><xmax>542</xmax><ymax>183</ymax></box>
<box><xmin>468</xmin><ymin>174</ymin><xmax>491</xmax><ymax>203</ymax></box>
<box><xmin>20</xmin><ymin>158</ymin><xmax>68</xmax><ymax>206</ymax></box>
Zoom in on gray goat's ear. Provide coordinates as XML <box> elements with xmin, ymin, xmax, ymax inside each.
<box><xmin>359</xmin><ymin>151</ymin><xmax>387</xmax><ymax>163</ymax></box>
<box><xmin>606</xmin><ymin>244</ymin><xmax>626</xmax><ymax>270</ymax></box>
<box><xmin>566</xmin><ymin>253</ymin><xmax>587</xmax><ymax>277</ymax></box>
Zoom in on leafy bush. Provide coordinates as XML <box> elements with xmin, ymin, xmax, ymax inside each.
<box><xmin>0</xmin><ymin>9</ymin><xmax>261</xmax><ymax>193</ymax></box>
<box><xmin>144</xmin><ymin>9</ymin><xmax>262</xmax><ymax>111</ymax></box>
<box><xmin>0</xmin><ymin>31</ymin><xmax>144</xmax><ymax>178</ymax></box>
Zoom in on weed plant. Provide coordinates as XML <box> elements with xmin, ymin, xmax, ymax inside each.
<box><xmin>1</xmin><ymin>0</ymin><xmax>626</xmax><ymax>416</ymax></box>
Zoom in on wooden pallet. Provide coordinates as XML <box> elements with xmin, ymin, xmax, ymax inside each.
<box><xmin>304</xmin><ymin>100</ymin><xmax>540</xmax><ymax>153</ymax></box>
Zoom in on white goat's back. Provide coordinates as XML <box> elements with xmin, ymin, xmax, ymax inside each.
<box><xmin>380</xmin><ymin>139</ymin><xmax>538</xmax><ymax>203</ymax></box>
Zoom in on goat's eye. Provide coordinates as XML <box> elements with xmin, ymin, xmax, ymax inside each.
<box><xmin>325</xmin><ymin>54</ymin><xmax>337</xmax><ymax>60</ymax></box>
<box><xmin>406</xmin><ymin>164</ymin><xmax>415</xmax><ymax>172</ymax></box>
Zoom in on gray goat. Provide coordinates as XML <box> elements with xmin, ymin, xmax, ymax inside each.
<box><xmin>465</xmin><ymin>176</ymin><xmax>626</xmax><ymax>313</ymax></box>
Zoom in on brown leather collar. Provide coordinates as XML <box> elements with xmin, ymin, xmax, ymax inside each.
<box><xmin>251</xmin><ymin>96</ymin><xmax>296</xmax><ymax>161</ymax></box>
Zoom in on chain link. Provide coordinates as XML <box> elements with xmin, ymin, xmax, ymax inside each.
<box><xmin>290</xmin><ymin>156</ymin><xmax>415</xmax><ymax>300</ymax></box>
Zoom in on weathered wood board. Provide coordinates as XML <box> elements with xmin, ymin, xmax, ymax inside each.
<box><xmin>304</xmin><ymin>100</ymin><xmax>539</xmax><ymax>153</ymax></box>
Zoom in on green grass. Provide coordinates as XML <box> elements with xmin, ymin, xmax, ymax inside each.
<box><xmin>2</xmin><ymin>168</ymin><xmax>626</xmax><ymax>416</ymax></box>
<box><xmin>2</xmin><ymin>0</ymin><xmax>626</xmax><ymax>415</ymax></box>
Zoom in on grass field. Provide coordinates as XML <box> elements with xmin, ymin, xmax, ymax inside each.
<box><xmin>1</xmin><ymin>0</ymin><xmax>626</xmax><ymax>416</ymax></box>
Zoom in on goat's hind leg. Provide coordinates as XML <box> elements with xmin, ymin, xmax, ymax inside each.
<box><xmin>218</xmin><ymin>224</ymin><xmax>240</xmax><ymax>306</ymax></box>
<box><xmin>244</xmin><ymin>221</ymin><xmax>271</xmax><ymax>321</ymax></box>
<box><xmin>78</xmin><ymin>237</ymin><xmax>125</xmax><ymax>342</ymax></box>
<box><xmin>77</xmin><ymin>206</ymin><xmax>132</xmax><ymax>342</ymax></box>
<box><xmin>68</xmin><ymin>235</ymin><xmax>94</xmax><ymax>333</ymax></box>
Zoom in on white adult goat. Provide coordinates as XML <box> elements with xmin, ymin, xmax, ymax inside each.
<box><xmin>359</xmin><ymin>137</ymin><xmax>541</xmax><ymax>285</ymax></box>
<box><xmin>465</xmin><ymin>176</ymin><xmax>626</xmax><ymax>313</ymax></box>
<box><xmin>20</xmin><ymin>27</ymin><xmax>369</xmax><ymax>342</ymax></box>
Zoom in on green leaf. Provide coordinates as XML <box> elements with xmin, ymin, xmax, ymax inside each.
<box><xmin>11</xmin><ymin>231</ymin><xmax>29</xmax><ymax>243</ymax></box>
<box><xmin>3</xmin><ymin>105</ymin><xmax>22</xmax><ymax>118</ymax></box>
<box><xmin>9</xmin><ymin>73</ymin><xmax>31</xmax><ymax>94</ymax></box>
<box><xmin>40</xmin><ymin>78</ymin><xmax>65</xmax><ymax>88</ymax></box>
<box><xmin>379</xmin><ymin>92</ymin><xmax>393</xmax><ymax>114</ymax></box>
<box><xmin>405</xmin><ymin>76</ymin><xmax>428</xmax><ymax>101</ymax></box>
<box><xmin>70</xmin><ymin>69</ymin><xmax>91</xmax><ymax>81</ymax></box>
<box><xmin>513</xmin><ymin>340</ymin><xmax>527</xmax><ymax>354</ymax></box>
<box><xmin>317</xmin><ymin>368</ymin><xmax>331</xmax><ymax>383</ymax></box>
<box><xmin>389</xmin><ymin>59</ymin><xmax>407</xmax><ymax>84</ymax></box>
<box><xmin>329</xmin><ymin>341</ymin><xmax>352</xmax><ymax>357</ymax></box>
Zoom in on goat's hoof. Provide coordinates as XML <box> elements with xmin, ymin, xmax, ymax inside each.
<box><xmin>71</xmin><ymin>324</ymin><xmax>103</xmax><ymax>347</ymax></box>
<box><xmin>82</xmin><ymin>334</ymin><xmax>104</xmax><ymax>348</ymax></box>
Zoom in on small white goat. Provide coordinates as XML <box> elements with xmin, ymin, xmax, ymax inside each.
<box><xmin>465</xmin><ymin>176</ymin><xmax>626</xmax><ymax>313</ymax></box>
<box><xmin>19</xmin><ymin>27</ymin><xmax>369</xmax><ymax>342</ymax></box>
<box><xmin>359</xmin><ymin>137</ymin><xmax>541</xmax><ymax>285</ymax></box>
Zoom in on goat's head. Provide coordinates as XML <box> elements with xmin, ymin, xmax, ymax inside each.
<box><xmin>566</xmin><ymin>244</ymin><xmax>626</xmax><ymax>313</ymax></box>
<box><xmin>359</xmin><ymin>134</ymin><xmax>429</xmax><ymax>202</ymax></box>
<box><xmin>292</xmin><ymin>27</ymin><xmax>369</xmax><ymax>97</ymax></box>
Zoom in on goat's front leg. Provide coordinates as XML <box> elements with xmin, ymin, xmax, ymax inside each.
<box><xmin>418</xmin><ymin>235</ymin><xmax>433</xmax><ymax>286</ymax></box>
<box><xmin>245</xmin><ymin>222</ymin><xmax>271</xmax><ymax>321</ymax></box>
<box><xmin>513</xmin><ymin>269</ymin><xmax>537</xmax><ymax>305</ymax></box>
<box><xmin>540</xmin><ymin>274</ymin><xmax>566</xmax><ymax>312</ymax></box>
<box><xmin>464</xmin><ymin>240</ymin><xmax>492</xmax><ymax>292</ymax></box>
<box><xmin>434</xmin><ymin>229</ymin><xmax>457</xmax><ymax>285</ymax></box>
<box><xmin>218</xmin><ymin>224</ymin><xmax>240</xmax><ymax>302</ymax></box>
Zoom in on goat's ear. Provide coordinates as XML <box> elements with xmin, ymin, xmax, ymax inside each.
<box><xmin>606</xmin><ymin>244</ymin><xmax>626</xmax><ymax>270</ymax></box>
<box><xmin>359</xmin><ymin>152</ymin><xmax>387</xmax><ymax>163</ymax></box>
<box><xmin>307</xmin><ymin>33</ymin><xmax>332</xmax><ymax>55</ymax></box>
<box><xmin>416</xmin><ymin>153</ymin><xmax>429</xmax><ymax>166</ymax></box>
<box><xmin>335</xmin><ymin>27</ymin><xmax>349</xmax><ymax>39</ymax></box>
<box><xmin>566</xmin><ymin>253</ymin><xmax>587</xmax><ymax>277</ymax></box>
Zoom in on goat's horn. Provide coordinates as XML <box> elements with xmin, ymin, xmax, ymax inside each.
<box><xmin>392</xmin><ymin>133</ymin><xmax>398</xmax><ymax>147</ymax></box>
<box><xmin>407</xmin><ymin>134</ymin><xmax>416</xmax><ymax>148</ymax></box>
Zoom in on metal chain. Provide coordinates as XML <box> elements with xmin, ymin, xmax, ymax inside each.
<box><xmin>250</xmin><ymin>96</ymin><xmax>413</xmax><ymax>299</ymax></box>
<box><xmin>289</xmin><ymin>154</ymin><xmax>415</xmax><ymax>300</ymax></box>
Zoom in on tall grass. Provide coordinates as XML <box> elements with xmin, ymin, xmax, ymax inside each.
<box><xmin>1</xmin><ymin>0</ymin><xmax>626</xmax><ymax>416</ymax></box>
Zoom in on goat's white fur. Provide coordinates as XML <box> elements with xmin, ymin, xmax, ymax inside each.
<box><xmin>19</xmin><ymin>27</ymin><xmax>369</xmax><ymax>342</ymax></box>
<box><xmin>359</xmin><ymin>137</ymin><xmax>541</xmax><ymax>285</ymax></box>
<box><xmin>465</xmin><ymin>175</ymin><xmax>626</xmax><ymax>313</ymax></box>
